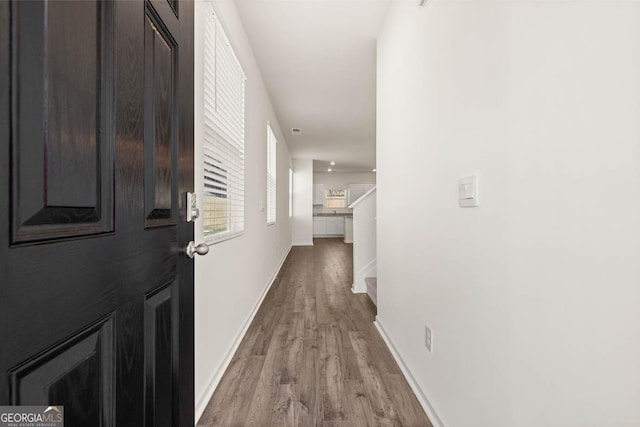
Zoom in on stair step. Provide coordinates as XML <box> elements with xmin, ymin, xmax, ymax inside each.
<box><xmin>365</xmin><ymin>276</ymin><xmax>377</xmax><ymax>306</ymax></box>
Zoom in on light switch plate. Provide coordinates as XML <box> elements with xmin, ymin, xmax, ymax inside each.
<box><xmin>459</xmin><ymin>175</ymin><xmax>479</xmax><ymax>207</ymax></box>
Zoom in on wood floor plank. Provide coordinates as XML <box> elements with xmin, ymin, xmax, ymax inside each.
<box><xmin>251</xmin><ymin>300</ymin><xmax>285</xmax><ymax>356</ymax></box>
<box><xmin>197</xmin><ymin>355</ymin><xmax>266</xmax><ymax>426</ymax></box>
<box><xmin>349</xmin><ymin>331</ymin><xmax>402</xmax><ymax>426</ymax></box>
<box><xmin>197</xmin><ymin>238</ymin><xmax>432</xmax><ymax>427</ymax></box>
<box><xmin>197</xmin><ymin>319</ymin><xmax>266</xmax><ymax>425</ymax></box>
<box><xmin>297</xmin><ymin>338</ymin><xmax>322</xmax><ymax>426</ymax></box>
<box><xmin>315</xmin><ymin>272</ymin><xmax>333</xmax><ymax>325</ymax></box>
<box><xmin>270</xmin><ymin>383</ymin><xmax>298</xmax><ymax>427</ymax></box>
<box><xmin>303</xmin><ymin>295</ymin><xmax>318</xmax><ymax>340</ymax></box>
<box><xmin>344</xmin><ymin>379</ymin><xmax>376</xmax><ymax>427</ymax></box>
<box><xmin>243</xmin><ymin>321</ymin><xmax>289</xmax><ymax>426</ymax></box>
<box><xmin>292</xmin><ymin>279</ymin><xmax>306</xmax><ymax>313</ymax></box>
<box><xmin>319</xmin><ymin>324</ymin><xmax>348</xmax><ymax>422</ymax></box>
<box><xmin>280</xmin><ymin>312</ymin><xmax>304</xmax><ymax>385</ymax></box>
<box><xmin>334</xmin><ymin>324</ymin><xmax>361</xmax><ymax>381</ymax></box>
<box><xmin>383</xmin><ymin>373</ymin><xmax>434</xmax><ymax>427</ymax></box>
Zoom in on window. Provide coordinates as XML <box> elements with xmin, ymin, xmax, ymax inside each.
<box><xmin>325</xmin><ymin>189</ymin><xmax>346</xmax><ymax>208</ymax></box>
<box><xmin>289</xmin><ymin>168</ymin><xmax>293</xmax><ymax>217</ymax></box>
<box><xmin>203</xmin><ymin>3</ymin><xmax>246</xmax><ymax>243</ymax></box>
<box><xmin>266</xmin><ymin>124</ymin><xmax>277</xmax><ymax>224</ymax></box>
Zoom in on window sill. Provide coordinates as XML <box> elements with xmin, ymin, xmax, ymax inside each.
<box><xmin>204</xmin><ymin>230</ymin><xmax>244</xmax><ymax>245</ymax></box>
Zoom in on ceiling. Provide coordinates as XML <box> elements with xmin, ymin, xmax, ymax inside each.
<box><xmin>235</xmin><ymin>0</ymin><xmax>390</xmax><ymax>173</ymax></box>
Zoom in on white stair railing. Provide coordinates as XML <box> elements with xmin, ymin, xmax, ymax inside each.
<box><xmin>349</xmin><ymin>186</ymin><xmax>376</xmax><ymax>294</ymax></box>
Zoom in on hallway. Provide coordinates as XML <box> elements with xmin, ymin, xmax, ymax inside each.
<box><xmin>197</xmin><ymin>238</ymin><xmax>432</xmax><ymax>426</ymax></box>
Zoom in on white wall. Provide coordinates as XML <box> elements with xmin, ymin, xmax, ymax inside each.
<box><xmin>292</xmin><ymin>158</ymin><xmax>313</xmax><ymax>245</ymax></box>
<box><xmin>194</xmin><ymin>0</ymin><xmax>292</xmax><ymax>420</ymax></box>
<box><xmin>377</xmin><ymin>2</ymin><xmax>640</xmax><ymax>427</ymax></box>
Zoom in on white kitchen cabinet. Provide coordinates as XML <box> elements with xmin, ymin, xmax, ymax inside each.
<box><xmin>325</xmin><ymin>218</ymin><xmax>340</xmax><ymax>235</ymax></box>
<box><xmin>325</xmin><ymin>218</ymin><xmax>336</xmax><ymax>235</ymax></box>
<box><xmin>313</xmin><ymin>217</ymin><xmax>326</xmax><ymax>235</ymax></box>
<box><xmin>313</xmin><ymin>216</ymin><xmax>345</xmax><ymax>237</ymax></box>
<box><xmin>313</xmin><ymin>184</ymin><xmax>325</xmax><ymax>205</ymax></box>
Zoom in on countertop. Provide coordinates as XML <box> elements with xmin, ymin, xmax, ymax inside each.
<box><xmin>313</xmin><ymin>213</ymin><xmax>353</xmax><ymax>218</ymax></box>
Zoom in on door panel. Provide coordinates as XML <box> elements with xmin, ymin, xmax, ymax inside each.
<box><xmin>144</xmin><ymin>284</ymin><xmax>175</xmax><ymax>427</ymax></box>
<box><xmin>144</xmin><ymin>5</ymin><xmax>178</xmax><ymax>227</ymax></box>
<box><xmin>12</xmin><ymin>0</ymin><xmax>114</xmax><ymax>243</ymax></box>
<box><xmin>0</xmin><ymin>1</ymin><xmax>194</xmax><ymax>425</ymax></box>
<box><xmin>9</xmin><ymin>317</ymin><xmax>114</xmax><ymax>427</ymax></box>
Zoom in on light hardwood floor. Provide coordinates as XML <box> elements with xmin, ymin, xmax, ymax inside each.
<box><xmin>197</xmin><ymin>238</ymin><xmax>432</xmax><ymax>427</ymax></box>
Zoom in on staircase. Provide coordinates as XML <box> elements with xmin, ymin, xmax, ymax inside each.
<box><xmin>365</xmin><ymin>276</ymin><xmax>377</xmax><ymax>306</ymax></box>
<box><xmin>350</xmin><ymin>186</ymin><xmax>376</xmax><ymax>295</ymax></box>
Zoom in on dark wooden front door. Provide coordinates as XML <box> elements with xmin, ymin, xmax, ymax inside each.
<box><xmin>0</xmin><ymin>0</ymin><xmax>194</xmax><ymax>425</ymax></box>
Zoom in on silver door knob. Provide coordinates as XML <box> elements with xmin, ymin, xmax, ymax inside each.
<box><xmin>185</xmin><ymin>241</ymin><xmax>209</xmax><ymax>258</ymax></box>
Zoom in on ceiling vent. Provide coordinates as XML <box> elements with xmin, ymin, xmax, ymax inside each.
<box><xmin>418</xmin><ymin>0</ymin><xmax>427</xmax><ymax>6</ymax></box>
<box><xmin>291</xmin><ymin>128</ymin><xmax>302</xmax><ymax>135</ymax></box>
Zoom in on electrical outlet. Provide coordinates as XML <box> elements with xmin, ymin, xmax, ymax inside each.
<box><xmin>425</xmin><ymin>325</ymin><xmax>433</xmax><ymax>353</ymax></box>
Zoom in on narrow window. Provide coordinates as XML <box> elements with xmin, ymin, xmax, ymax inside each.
<box><xmin>203</xmin><ymin>3</ymin><xmax>246</xmax><ymax>243</ymax></box>
<box><xmin>266</xmin><ymin>123</ymin><xmax>277</xmax><ymax>225</ymax></box>
<box><xmin>289</xmin><ymin>168</ymin><xmax>293</xmax><ymax>217</ymax></box>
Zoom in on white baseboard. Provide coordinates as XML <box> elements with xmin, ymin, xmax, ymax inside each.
<box><xmin>374</xmin><ymin>318</ymin><xmax>445</xmax><ymax>427</ymax></box>
<box><xmin>194</xmin><ymin>245</ymin><xmax>292</xmax><ymax>423</ymax></box>
<box><xmin>351</xmin><ymin>283</ymin><xmax>362</xmax><ymax>294</ymax></box>
<box><xmin>292</xmin><ymin>240</ymin><xmax>313</xmax><ymax>246</ymax></box>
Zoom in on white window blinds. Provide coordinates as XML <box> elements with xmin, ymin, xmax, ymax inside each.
<box><xmin>266</xmin><ymin>124</ymin><xmax>277</xmax><ymax>225</ymax></box>
<box><xmin>203</xmin><ymin>3</ymin><xmax>246</xmax><ymax>243</ymax></box>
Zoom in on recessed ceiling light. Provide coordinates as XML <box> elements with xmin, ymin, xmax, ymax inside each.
<box><xmin>330</xmin><ymin>161</ymin><xmax>335</xmax><ymax>166</ymax></box>
<box><xmin>372</xmin><ymin>168</ymin><xmax>377</xmax><ymax>172</ymax></box>
<box><xmin>327</xmin><ymin>168</ymin><xmax>332</xmax><ymax>172</ymax></box>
